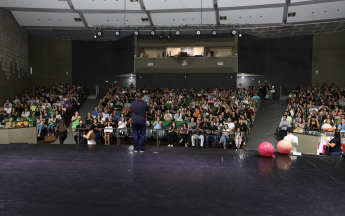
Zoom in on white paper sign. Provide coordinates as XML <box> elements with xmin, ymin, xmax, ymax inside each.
<box><xmin>148</xmin><ymin>63</ymin><xmax>153</xmax><ymax>66</ymax></box>
<box><xmin>218</xmin><ymin>62</ymin><xmax>223</xmax><ymax>66</ymax></box>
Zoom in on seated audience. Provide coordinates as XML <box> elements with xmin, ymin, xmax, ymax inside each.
<box><xmin>16</xmin><ymin>117</ymin><xmax>29</xmax><ymax>128</ymax></box>
<box><xmin>279</xmin><ymin>115</ymin><xmax>291</xmax><ymax>140</ymax></box>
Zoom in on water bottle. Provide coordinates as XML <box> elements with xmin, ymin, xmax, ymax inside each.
<box><xmin>313</xmin><ymin>132</ymin><xmax>315</xmax><ymax>136</ymax></box>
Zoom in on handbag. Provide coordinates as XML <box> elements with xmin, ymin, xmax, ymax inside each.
<box><xmin>324</xmin><ymin>145</ymin><xmax>331</xmax><ymax>155</ymax></box>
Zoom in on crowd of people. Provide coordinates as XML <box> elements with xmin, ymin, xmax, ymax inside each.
<box><xmin>72</xmin><ymin>82</ymin><xmax>265</xmax><ymax>149</ymax></box>
<box><xmin>278</xmin><ymin>83</ymin><xmax>345</xmax><ymax>156</ymax></box>
<box><xmin>0</xmin><ymin>84</ymin><xmax>87</xmax><ymax>141</ymax></box>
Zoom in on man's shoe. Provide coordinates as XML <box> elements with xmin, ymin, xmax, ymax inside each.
<box><xmin>140</xmin><ymin>150</ymin><xmax>145</xmax><ymax>153</ymax></box>
<box><xmin>134</xmin><ymin>150</ymin><xmax>138</xmax><ymax>153</ymax></box>
<box><xmin>167</xmin><ymin>144</ymin><xmax>171</xmax><ymax>147</ymax></box>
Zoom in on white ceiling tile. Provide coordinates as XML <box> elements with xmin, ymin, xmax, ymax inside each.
<box><xmin>144</xmin><ymin>0</ymin><xmax>214</xmax><ymax>11</ymax></box>
<box><xmin>84</xmin><ymin>13</ymin><xmax>149</xmax><ymax>26</ymax></box>
<box><xmin>0</xmin><ymin>0</ymin><xmax>70</xmax><ymax>9</ymax></box>
<box><xmin>11</xmin><ymin>11</ymin><xmax>84</xmax><ymax>27</ymax></box>
<box><xmin>220</xmin><ymin>7</ymin><xmax>284</xmax><ymax>25</ymax></box>
<box><xmin>151</xmin><ymin>11</ymin><xmax>216</xmax><ymax>26</ymax></box>
<box><xmin>71</xmin><ymin>0</ymin><xmax>141</xmax><ymax>11</ymax></box>
<box><xmin>287</xmin><ymin>1</ymin><xmax>345</xmax><ymax>23</ymax></box>
<box><xmin>218</xmin><ymin>0</ymin><xmax>285</xmax><ymax>8</ymax></box>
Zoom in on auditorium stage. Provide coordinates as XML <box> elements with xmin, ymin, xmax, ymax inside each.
<box><xmin>0</xmin><ymin>144</ymin><xmax>343</xmax><ymax>216</ymax></box>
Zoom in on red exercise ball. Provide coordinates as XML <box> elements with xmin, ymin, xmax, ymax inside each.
<box><xmin>258</xmin><ymin>142</ymin><xmax>275</xmax><ymax>158</ymax></box>
<box><xmin>277</xmin><ymin>140</ymin><xmax>292</xmax><ymax>154</ymax></box>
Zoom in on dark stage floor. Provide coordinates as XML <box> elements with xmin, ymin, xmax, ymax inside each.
<box><xmin>0</xmin><ymin>144</ymin><xmax>344</xmax><ymax>216</ymax></box>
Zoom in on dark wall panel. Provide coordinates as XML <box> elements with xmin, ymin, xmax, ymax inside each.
<box><xmin>29</xmin><ymin>34</ymin><xmax>73</xmax><ymax>87</ymax></box>
<box><xmin>264</xmin><ymin>36</ymin><xmax>313</xmax><ymax>98</ymax></box>
<box><xmin>72</xmin><ymin>35</ymin><xmax>134</xmax><ymax>96</ymax></box>
<box><xmin>238</xmin><ymin>34</ymin><xmax>265</xmax><ymax>75</ymax></box>
<box><xmin>137</xmin><ymin>73</ymin><xmax>237</xmax><ymax>91</ymax></box>
<box><xmin>312</xmin><ymin>31</ymin><xmax>345</xmax><ymax>86</ymax></box>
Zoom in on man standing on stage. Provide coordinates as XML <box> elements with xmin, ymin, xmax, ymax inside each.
<box><xmin>131</xmin><ymin>93</ymin><xmax>149</xmax><ymax>153</ymax></box>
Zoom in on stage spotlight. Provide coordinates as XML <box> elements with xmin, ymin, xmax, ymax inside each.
<box><xmin>97</xmin><ymin>30</ymin><xmax>103</xmax><ymax>37</ymax></box>
<box><xmin>115</xmin><ymin>31</ymin><xmax>120</xmax><ymax>36</ymax></box>
<box><xmin>232</xmin><ymin>30</ymin><xmax>237</xmax><ymax>35</ymax></box>
<box><xmin>212</xmin><ymin>30</ymin><xmax>217</xmax><ymax>36</ymax></box>
<box><xmin>134</xmin><ymin>30</ymin><xmax>139</xmax><ymax>36</ymax></box>
<box><xmin>150</xmin><ymin>30</ymin><xmax>155</xmax><ymax>36</ymax></box>
<box><xmin>238</xmin><ymin>32</ymin><xmax>242</xmax><ymax>37</ymax></box>
<box><xmin>175</xmin><ymin>30</ymin><xmax>180</xmax><ymax>36</ymax></box>
<box><xmin>93</xmin><ymin>32</ymin><xmax>97</xmax><ymax>39</ymax></box>
<box><xmin>159</xmin><ymin>33</ymin><xmax>164</xmax><ymax>39</ymax></box>
<box><xmin>196</xmin><ymin>30</ymin><xmax>201</xmax><ymax>35</ymax></box>
<box><xmin>167</xmin><ymin>33</ymin><xmax>171</xmax><ymax>40</ymax></box>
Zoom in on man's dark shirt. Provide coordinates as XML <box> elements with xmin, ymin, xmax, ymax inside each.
<box><xmin>170</xmin><ymin>106</ymin><xmax>177</xmax><ymax>114</ymax></box>
<box><xmin>193</xmin><ymin>124</ymin><xmax>205</xmax><ymax>136</ymax></box>
<box><xmin>76</xmin><ymin>124</ymin><xmax>86</xmax><ymax>134</ymax></box>
<box><xmin>115</xmin><ymin>104</ymin><xmax>122</xmax><ymax>110</ymax></box>
<box><xmin>207</xmin><ymin>125</ymin><xmax>218</xmax><ymax>135</ymax></box>
<box><xmin>237</xmin><ymin>123</ymin><xmax>248</xmax><ymax>132</ymax></box>
<box><xmin>201</xmin><ymin>121</ymin><xmax>210</xmax><ymax>129</ymax></box>
<box><xmin>131</xmin><ymin>99</ymin><xmax>149</xmax><ymax>124</ymax></box>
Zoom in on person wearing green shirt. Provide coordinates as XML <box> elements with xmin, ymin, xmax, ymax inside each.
<box><xmin>124</xmin><ymin>83</ymin><xmax>128</xmax><ymax>89</ymax></box>
<box><xmin>30</xmin><ymin>105</ymin><xmax>37</xmax><ymax>112</ymax></box>
<box><xmin>71</xmin><ymin>111</ymin><xmax>81</xmax><ymax>137</ymax></box>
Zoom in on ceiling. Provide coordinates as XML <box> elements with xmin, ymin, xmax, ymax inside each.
<box><xmin>1</xmin><ymin>0</ymin><xmax>345</xmax><ymax>39</ymax></box>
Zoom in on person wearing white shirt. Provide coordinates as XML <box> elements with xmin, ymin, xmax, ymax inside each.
<box><xmin>4</xmin><ymin>100</ymin><xmax>12</xmax><ymax>107</ymax></box>
<box><xmin>283</xmin><ymin>127</ymin><xmax>298</xmax><ymax>153</ymax></box>
<box><xmin>21</xmin><ymin>108</ymin><xmax>30</xmax><ymax>119</ymax></box>
<box><xmin>102</xmin><ymin>110</ymin><xmax>110</xmax><ymax>120</ymax></box>
<box><xmin>55</xmin><ymin>111</ymin><xmax>62</xmax><ymax>120</ymax></box>
<box><xmin>321</xmin><ymin>119</ymin><xmax>336</xmax><ymax>131</ymax></box>
<box><xmin>225</xmin><ymin>118</ymin><xmax>235</xmax><ymax>131</ymax></box>
<box><xmin>4</xmin><ymin>105</ymin><xmax>12</xmax><ymax>114</ymax></box>
<box><xmin>56</xmin><ymin>101</ymin><xmax>61</xmax><ymax>107</ymax></box>
<box><xmin>174</xmin><ymin>110</ymin><xmax>183</xmax><ymax>122</ymax></box>
<box><xmin>45</xmin><ymin>102</ymin><xmax>51</xmax><ymax>109</ymax></box>
<box><xmin>308</xmin><ymin>104</ymin><xmax>318</xmax><ymax>114</ymax></box>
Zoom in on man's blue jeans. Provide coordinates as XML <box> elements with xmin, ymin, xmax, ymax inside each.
<box><xmin>132</xmin><ymin>124</ymin><xmax>146</xmax><ymax>151</ymax></box>
<box><xmin>206</xmin><ymin>135</ymin><xmax>217</xmax><ymax>148</ymax></box>
<box><xmin>95</xmin><ymin>132</ymin><xmax>101</xmax><ymax>144</ymax></box>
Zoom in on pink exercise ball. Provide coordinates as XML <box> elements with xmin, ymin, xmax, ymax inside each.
<box><xmin>277</xmin><ymin>140</ymin><xmax>292</xmax><ymax>154</ymax></box>
<box><xmin>258</xmin><ymin>142</ymin><xmax>275</xmax><ymax>158</ymax></box>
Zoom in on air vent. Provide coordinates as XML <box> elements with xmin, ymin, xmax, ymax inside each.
<box><xmin>220</xmin><ymin>16</ymin><xmax>227</xmax><ymax>20</ymax></box>
<box><xmin>130</xmin><ymin>0</ymin><xmax>139</xmax><ymax>2</ymax></box>
<box><xmin>141</xmin><ymin>18</ymin><xmax>149</xmax><ymax>22</ymax></box>
<box><xmin>74</xmin><ymin>18</ymin><xmax>82</xmax><ymax>22</ymax></box>
<box><xmin>288</xmin><ymin>12</ymin><xmax>296</xmax><ymax>17</ymax></box>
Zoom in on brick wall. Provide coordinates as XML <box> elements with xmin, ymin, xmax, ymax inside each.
<box><xmin>0</xmin><ymin>8</ymin><xmax>30</xmax><ymax>105</ymax></box>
